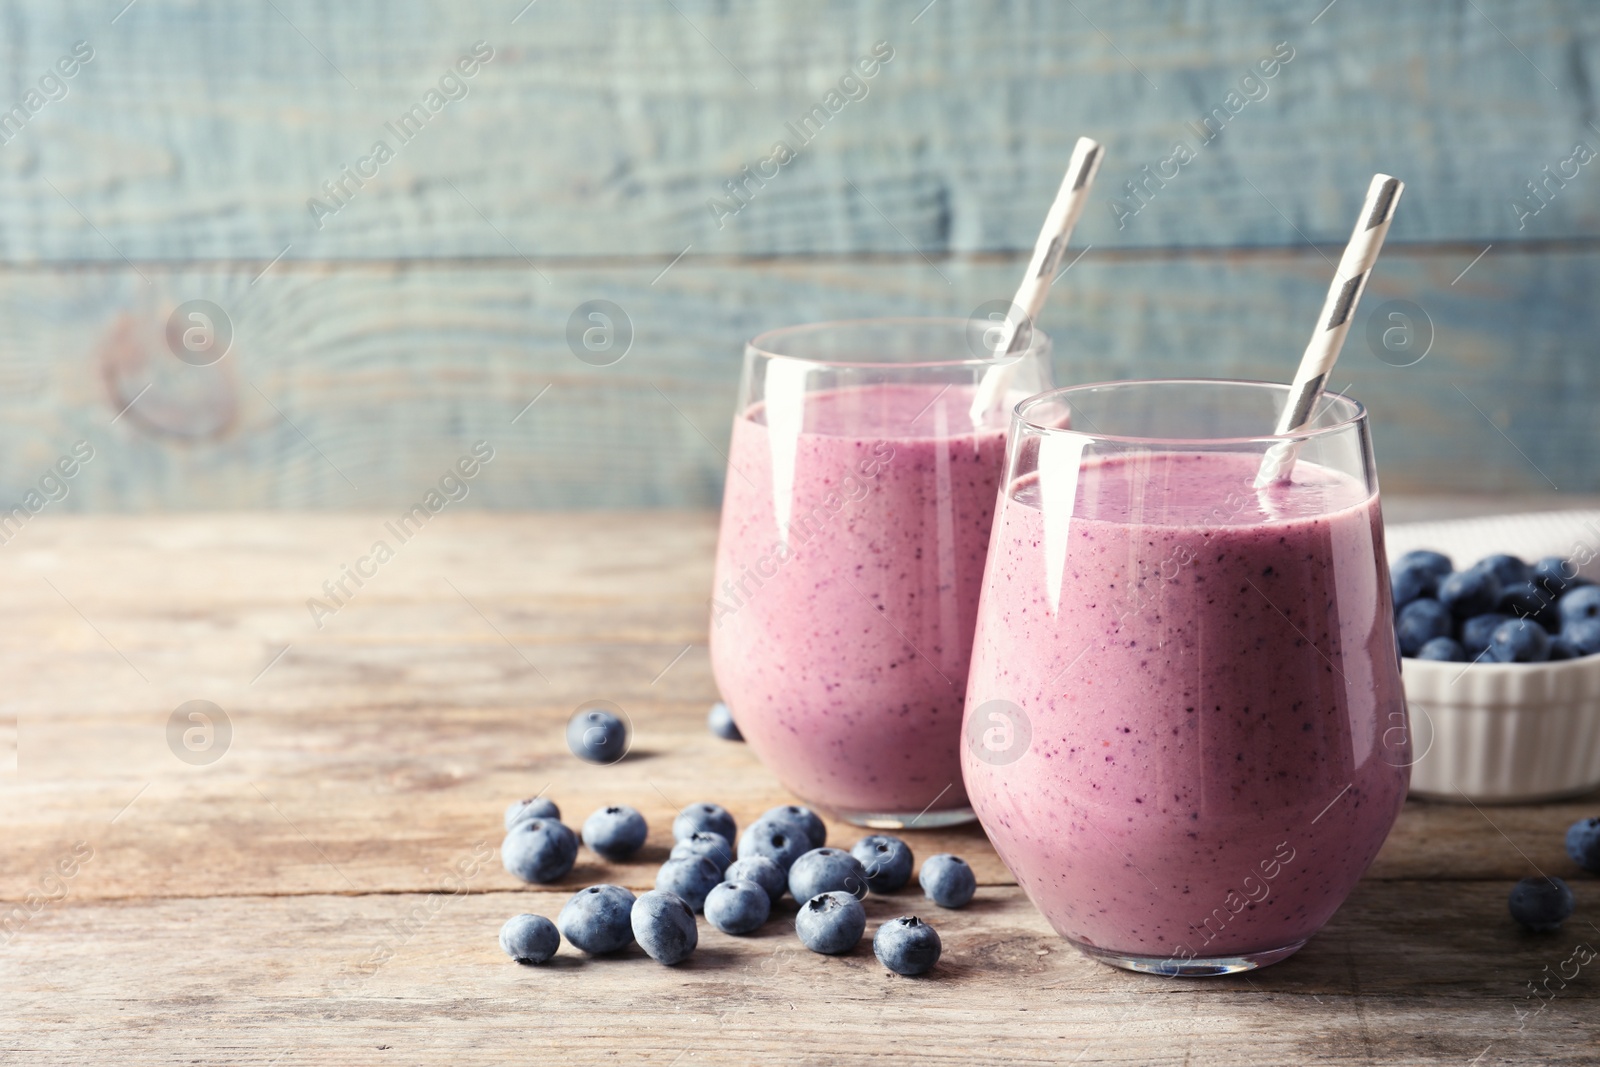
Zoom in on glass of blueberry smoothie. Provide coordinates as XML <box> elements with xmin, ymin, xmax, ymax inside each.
<box><xmin>962</xmin><ymin>379</ymin><xmax>1409</xmax><ymax>975</ymax></box>
<box><xmin>710</xmin><ymin>318</ymin><xmax>1053</xmax><ymax>827</ymax></box>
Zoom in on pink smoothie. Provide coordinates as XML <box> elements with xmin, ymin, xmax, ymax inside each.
<box><xmin>710</xmin><ymin>382</ymin><xmax>1009</xmax><ymax>816</ymax></box>
<box><xmin>963</xmin><ymin>450</ymin><xmax>1408</xmax><ymax>960</ymax></box>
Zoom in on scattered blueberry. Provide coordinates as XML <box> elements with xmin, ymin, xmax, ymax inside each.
<box><xmin>498</xmin><ymin>913</ymin><xmax>560</xmax><ymax>964</ymax></box>
<box><xmin>873</xmin><ymin>916</ymin><xmax>942</xmax><ymax>976</ymax></box>
<box><xmin>1508</xmin><ymin>876</ymin><xmax>1575</xmax><ymax>932</ymax></box>
<box><xmin>566</xmin><ymin>705</ymin><xmax>629</xmax><ymax>764</ymax></box>
<box><xmin>704</xmin><ymin>879</ymin><xmax>772</xmax><ymax>935</ymax></box>
<box><xmin>1549</xmin><ymin>636</ymin><xmax>1583</xmax><ymax>660</ymax></box>
<box><xmin>795</xmin><ymin>891</ymin><xmax>867</xmax><ymax>955</ymax></box>
<box><xmin>581</xmin><ymin>805</ymin><xmax>648</xmax><ymax>862</ymax></box>
<box><xmin>1416</xmin><ymin>636</ymin><xmax>1467</xmax><ymax>662</ymax></box>
<box><xmin>1396</xmin><ymin>598</ymin><xmax>1453</xmax><ymax>656</ymax></box>
<box><xmin>919</xmin><ymin>854</ymin><xmax>976</xmax><ymax>909</ymax></box>
<box><xmin>1499</xmin><ymin>581</ymin><xmax>1561</xmax><ymax>631</ymax></box>
<box><xmin>1564</xmin><ymin>617</ymin><xmax>1600</xmax><ymax>656</ymax></box>
<box><xmin>760</xmin><ymin>805</ymin><xmax>826</xmax><ymax>848</ymax></box>
<box><xmin>1476</xmin><ymin>553</ymin><xmax>1531</xmax><ymax>589</ymax></box>
<box><xmin>1460</xmin><ymin>613</ymin><xmax>1513</xmax><ymax>656</ymax></box>
<box><xmin>1566</xmin><ymin>818</ymin><xmax>1600</xmax><ymax>872</ymax></box>
<box><xmin>1438</xmin><ymin>568</ymin><xmax>1503</xmax><ymax>620</ymax></box>
<box><xmin>708</xmin><ymin>701</ymin><xmax>743</xmax><ymax>741</ymax></box>
<box><xmin>1487</xmin><ymin>619</ymin><xmax>1552</xmax><ymax>663</ymax></box>
<box><xmin>501</xmin><ymin>819</ymin><xmax>579</xmax><ymax>884</ymax></box>
<box><xmin>788</xmin><ymin>848</ymin><xmax>869</xmax><ymax>902</ymax></box>
<box><xmin>655</xmin><ymin>855</ymin><xmax>723</xmax><ymax>912</ymax></box>
<box><xmin>737</xmin><ymin>818</ymin><xmax>812</xmax><ymax>872</ymax></box>
<box><xmin>851</xmin><ymin>835</ymin><xmax>914</xmax><ymax>893</ymax></box>
<box><xmin>1534</xmin><ymin>556</ymin><xmax>1586</xmax><ymax>596</ymax></box>
<box><xmin>669</xmin><ymin>831</ymin><xmax>733</xmax><ymax>874</ymax></box>
<box><xmin>672</xmin><ymin>802</ymin><xmax>737</xmax><ymax>844</ymax></box>
<box><xmin>1559</xmin><ymin>585</ymin><xmax>1600</xmax><ymax>626</ymax></box>
<box><xmin>557</xmin><ymin>884</ymin><xmax>637</xmax><ymax>954</ymax></box>
<box><xmin>1398</xmin><ymin>549</ymin><xmax>1453</xmax><ymax>580</ymax></box>
<box><xmin>504</xmin><ymin>796</ymin><xmax>559</xmax><ymax>830</ymax></box>
<box><xmin>632</xmin><ymin>890</ymin><xmax>698</xmax><ymax>965</ymax></box>
<box><xmin>725</xmin><ymin>856</ymin><xmax>787</xmax><ymax>904</ymax></box>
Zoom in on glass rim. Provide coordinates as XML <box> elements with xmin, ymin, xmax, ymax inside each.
<box><xmin>1013</xmin><ymin>378</ymin><xmax>1368</xmax><ymax>446</ymax></box>
<box><xmin>747</xmin><ymin>316</ymin><xmax>1052</xmax><ymax>369</ymax></box>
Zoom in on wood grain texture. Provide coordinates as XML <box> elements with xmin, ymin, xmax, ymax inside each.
<box><xmin>3</xmin><ymin>511</ymin><xmax>1599</xmax><ymax>1065</ymax></box>
<box><xmin>0</xmin><ymin>1</ymin><xmax>1592</xmax><ymax>260</ymax></box>
<box><xmin>0</xmin><ymin>247</ymin><xmax>1596</xmax><ymax>509</ymax></box>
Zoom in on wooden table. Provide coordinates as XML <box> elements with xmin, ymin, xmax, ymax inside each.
<box><xmin>3</xmin><ymin>508</ymin><xmax>1597</xmax><ymax>1065</ymax></box>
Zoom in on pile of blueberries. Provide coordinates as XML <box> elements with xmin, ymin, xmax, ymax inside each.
<box><xmin>1392</xmin><ymin>550</ymin><xmax>1600</xmax><ymax>663</ymax></box>
<box><xmin>497</xmin><ymin>796</ymin><xmax>974</xmax><ymax>975</ymax></box>
<box><xmin>1508</xmin><ymin>818</ymin><xmax>1600</xmax><ymax>931</ymax></box>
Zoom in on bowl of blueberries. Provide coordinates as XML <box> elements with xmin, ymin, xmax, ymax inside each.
<box><xmin>1393</xmin><ymin>549</ymin><xmax>1600</xmax><ymax>803</ymax></box>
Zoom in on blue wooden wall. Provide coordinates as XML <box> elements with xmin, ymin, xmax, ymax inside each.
<box><xmin>0</xmin><ymin>0</ymin><xmax>1594</xmax><ymax>509</ymax></box>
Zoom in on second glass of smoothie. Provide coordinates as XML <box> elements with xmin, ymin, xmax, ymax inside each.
<box><xmin>710</xmin><ymin>318</ymin><xmax>1052</xmax><ymax>827</ymax></box>
<box><xmin>963</xmin><ymin>379</ymin><xmax>1409</xmax><ymax>974</ymax></box>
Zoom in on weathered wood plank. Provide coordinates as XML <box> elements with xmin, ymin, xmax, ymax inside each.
<box><xmin>1</xmin><ymin>883</ymin><xmax>1595</xmax><ymax>1065</ymax></box>
<box><xmin>0</xmin><ymin>1</ymin><xmax>1593</xmax><ymax>259</ymax></box>
<box><xmin>0</xmin><ymin>247</ymin><xmax>1596</xmax><ymax>508</ymax></box>
<box><xmin>2</xmin><ymin>512</ymin><xmax>1598</xmax><ymax>904</ymax></box>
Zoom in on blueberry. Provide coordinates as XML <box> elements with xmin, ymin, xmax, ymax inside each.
<box><xmin>1390</xmin><ymin>563</ymin><xmax>1435</xmax><ymax>611</ymax></box>
<box><xmin>631</xmin><ymin>889</ymin><xmax>698</xmax><ymax>965</ymax></box>
<box><xmin>669</xmin><ymin>831</ymin><xmax>734</xmax><ymax>874</ymax></box>
<box><xmin>1559</xmin><ymin>585</ymin><xmax>1600</xmax><ymax>626</ymax></box>
<box><xmin>1438</xmin><ymin>568</ymin><xmax>1503</xmax><ymax>620</ymax></box>
<box><xmin>1416</xmin><ymin>636</ymin><xmax>1467</xmax><ymax>662</ymax></box>
<box><xmin>1533</xmin><ymin>556</ymin><xmax>1586</xmax><ymax>595</ymax></box>
<box><xmin>708</xmin><ymin>701</ymin><xmax>743</xmax><ymax>741</ymax></box>
<box><xmin>760</xmin><ymin>805</ymin><xmax>827</xmax><ymax>848</ymax></box>
<box><xmin>566</xmin><ymin>705</ymin><xmax>629</xmax><ymax>764</ymax></box>
<box><xmin>873</xmin><ymin>915</ymin><xmax>942</xmax><ymax>976</ymax></box>
<box><xmin>672</xmin><ymin>802</ymin><xmax>736</xmax><ymax>844</ymax></box>
<box><xmin>1566</xmin><ymin>818</ymin><xmax>1600</xmax><ymax>872</ymax></box>
<box><xmin>581</xmin><ymin>805</ymin><xmax>648</xmax><ymax>862</ymax></box>
<box><xmin>504</xmin><ymin>796</ymin><xmax>559</xmax><ymax>830</ymax></box>
<box><xmin>498</xmin><ymin>913</ymin><xmax>559</xmax><ymax>964</ymax></box>
<box><xmin>1460</xmin><ymin>613</ymin><xmax>1513</xmax><ymax>655</ymax></box>
<box><xmin>557</xmin><ymin>884</ymin><xmax>637</xmax><ymax>954</ymax></box>
<box><xmin>788</xmin><ymin>847</ymin><xmax>869</xmax><ymax>902</ymax></box>
<box><xmin>704</xmin><ymin>879</ymin><xmax>772</xmax><ymax>935</ymax></box>
<box><xmin>1499</xmin><ymin>581</ymin><xmax>1561</xmax><ymax>632</ymax></box>
<box><xmin>1398</xmin><ymin>549</ymin><xmax>1453</xmax><ymax>579</ymax></box>
<box><xmin>795</xmin><ymin>891</ymin><xmax>866</xmax><ymax>955</ymax></box>
<box><xmin>1396</xmin><ymin>598</ymin><xmax>1452</xmax><ymax>656</ymax></box>
<box><xmin>725</xmin><ymin>856</ymin><xmax>787</xmax><ymax>904</ymax></box>
<box><xmin>919</xmin><ymin>854</ymin><xmax>976</xmax><ymax>909</ymax></box>
<box><xmin>1563</xmin><ymin>618</ymin><xmax>1600</xmax><ymax>656</ymax></box>
<box><xmin>501</xmin><ymin>819</ymin><xmax>579</xmax><ymax>884</ymax></box>
<box><xmin>1487</xmin><ymin>619</ymin><xmax>1551</xmax><ymax>663</ymax></box>
<box><xmin>737</xmin><ymin>818</ymin><xmax>812</xmax><ymax>872</ymax></box>
<box><xmin>851</xmin><ymin>835</ymin><xmax>914</xmax><ymax>893</ymax></box>
<box><xmin>655</xmin><ymin>855</ymin><xmax>723</xmax><ymax>912</ymax></box>
<box><xmin>1549</xmin><ymin>636</ymin><xmax>1583</xmax><ymax>660</ymax></box>
<box><xmin>1475</xmin><ymin>553</ymin><xmax>1531</xmax><ymax>588</ymax></box>
<box><xmin>1508</xmin><ymin>876</ymin><xmax>1575</xmax><ymax>932</ymax></box>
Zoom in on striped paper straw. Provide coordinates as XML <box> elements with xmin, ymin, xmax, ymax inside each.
<box><xmin>968</xmin><ymin>136</ymin><xmax>1105</xmax><ymax>424</ymax></box>
<box><xmin>1254</xmin><ymin>173</ymin><xmax>1404</xmax><ymax>487</ymax></box>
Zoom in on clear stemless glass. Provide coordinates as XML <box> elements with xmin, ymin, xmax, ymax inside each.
<box><xmin>962</xmin><ymin>379</ymin><xmax>1409</xmax><ymax>975</ymax></box>
<box><xmin>709</xmin><ymin>318</ymin><xmax>1053</xmax><ymax>828</ymax></box>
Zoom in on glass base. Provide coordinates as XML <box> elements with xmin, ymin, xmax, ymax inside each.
<box><xmin>830</xmin><ymin>804</ymin><xmax>977</xmax><ymax>830</ymax></box>
<box><xmin>1070</xmin><ymin>937</ymin><xmax>1306</xmax><ymax>977</ymax></box>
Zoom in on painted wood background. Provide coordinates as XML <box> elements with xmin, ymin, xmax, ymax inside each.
<box><xmin>0</xmin><ymin>0</ymin><xmax>1594</xmax><ymax>508</ymax></box>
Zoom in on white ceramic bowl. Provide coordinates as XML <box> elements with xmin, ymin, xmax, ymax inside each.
<box><xmin>1387</xmin><ymin>508</ymin><xmax>1600</xmax><ymax>803</ymax></box>
<box><xmin>1402</xmin><ymin>654</ymin><xmax>1600</xmax><ymax>802</ymax></box>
